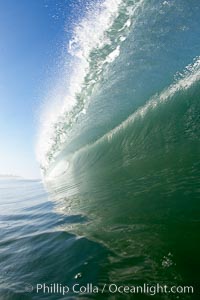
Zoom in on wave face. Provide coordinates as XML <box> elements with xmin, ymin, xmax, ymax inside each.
<box><xmin>39</xmin><ymin>0</ymin><xmax>200</xmax><ymax>296</ymax></box>
<box><xmin>38</xmin><ymin>0</ymin><xmax>200</xmax><ymax>172</ymax></box>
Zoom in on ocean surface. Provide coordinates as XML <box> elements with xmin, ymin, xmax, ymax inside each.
<box><xmin>1</xmin><ymin>0</ymin><xmax>200</xmax><ymax>299</ymax></box>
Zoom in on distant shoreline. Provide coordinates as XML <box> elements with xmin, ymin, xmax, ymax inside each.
<box><xmin>0</xmin><ymin>175</ymin><xmax>22</xmax><ymax>179</ymax></box>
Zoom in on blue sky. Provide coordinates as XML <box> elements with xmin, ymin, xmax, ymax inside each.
<box><xmin>0</xmin><ymin>0</ymin><xmax>74</xmax><ymax>178</ymax></box>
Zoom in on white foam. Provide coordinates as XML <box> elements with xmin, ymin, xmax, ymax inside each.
<box><xmin>105</xmin><ymin>45</ymin><xmax>121</xmax><ymax>63</ymax></box>
<box><xmin>37</xmin><ymin>0</ymin><xmax>146</xmax><ymax>172</ymax></box>
<box><xmin>37</xmin><ymin>0</ymin><xmax>124</xmax><ymax>171</ymax></box>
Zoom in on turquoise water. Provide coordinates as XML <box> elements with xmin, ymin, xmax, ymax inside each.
<box><xmin>1</xmin><ymin>0</ymin><xmax>200</xmax><ymax>299</ymax></box>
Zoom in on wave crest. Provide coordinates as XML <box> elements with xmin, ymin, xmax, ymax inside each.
<box><xmin>37</xmin><ymin>0</ymin><xmax>145</xmax><ymax>173</ymax></box>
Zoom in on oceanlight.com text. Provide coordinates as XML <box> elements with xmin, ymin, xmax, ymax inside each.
<box><xmin>25</xmin><ymin>282</ymin><xmax>194</xmax><ymax>296</ymax></box>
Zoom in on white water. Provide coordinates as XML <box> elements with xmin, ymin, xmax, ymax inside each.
<box><xmin>37</xmin><ymin>0</ymin><xmax>145</xmax><ymax>172</ymax></box>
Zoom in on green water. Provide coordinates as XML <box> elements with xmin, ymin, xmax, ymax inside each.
<box><xmin>42</xmin><ymin>1</ymin><xmax>200</xmax><ymax>299</ymax></box>
<box><xmin>1</xmin><ymin>0</ymin><xmax>200</xmax><ymax>299</ymax></box>
<box><xmin>46</xmin><ymin>77</ymin><xmax>200</xmax><ymax>299</ymax></box>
